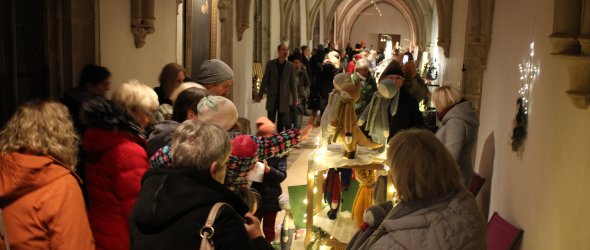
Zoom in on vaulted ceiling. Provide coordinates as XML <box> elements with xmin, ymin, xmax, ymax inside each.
<box><xmin>304</xmin><ymin>0</ymin><xmax>454</xmax><ymax>56</ymax></box>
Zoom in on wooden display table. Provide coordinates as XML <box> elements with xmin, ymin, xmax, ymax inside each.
<box><xmin>304</xmin><ymin>145</ymin><xmax>388</xmax><ymax>245</ymax></box>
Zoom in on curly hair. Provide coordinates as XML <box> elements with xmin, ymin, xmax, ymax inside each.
<box><xmin>0</xmin><ymin>100</ymin><xmax>79</xmax><ymax>168</ymax></box>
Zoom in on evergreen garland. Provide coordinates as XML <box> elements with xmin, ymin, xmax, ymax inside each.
<box><xmin>305</xmin><ymin>226</ymin><xmax>329</xmax><ymax>250</ymax></box>
<box><xmin>511</xmin><ymin>97</ymin><xmax>528</xmax><ymax>152</ymax></box>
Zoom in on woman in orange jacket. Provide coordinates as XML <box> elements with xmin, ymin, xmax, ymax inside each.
<box><xmin>0</xmin><ymin>101</ymin><xmax>94</xmax><ymax>250</ymax></box>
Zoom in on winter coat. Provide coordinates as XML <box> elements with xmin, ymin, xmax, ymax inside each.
<box><xmin>146</xmin><ymin>120</ymin><xmax>180</xmax><ymax>157</ymax></box>
<box><xmin>129</xmin><ymin>167</ymin><xmax>271</xmax><ymax>250</ymax></box>
<box><xmin>0</xmin><ymin>153</ymin><xmax>94</xmax><ymax>250</ymax></box>
<box><xmin>360</xmin><ymin>190</ymin><xmax>485</xmax><ymax>250</ymax></box>
<box><xmin>387</xmin><ymin>86</ymin><xmax>425</xmax><ymax>141</ymax></box>
<box><xmin>81</xmin><ymin>99</ymin><xmax>149</xmax><ymax>250</ymax></box>
<box><xmin>295</xmin><ymin>68</ymin><xmax>311</xmax><ymax>101</ymax></box>
<box><xmin>346</xmin><ymin>61</ymin><xmax>356</xmax><ymax>74</ymax></box>
<box><xmin>435</xmin><ymin>101</ymin><xmax>479</xmax><ymax>187</ymax></box>
<box><xmin>258</xmin><ymin>59</ymin><xmax>298</xmax><ymax>113</ymax></box>
<box><xmin>251</xmin><ymin>157</ymin><xmax>287</xmax><ymax>212</ymax></box>
<box><xmin>320</xmin><ymin>63</ymin><xmax>340</xmax><ymax>99</ymax></box>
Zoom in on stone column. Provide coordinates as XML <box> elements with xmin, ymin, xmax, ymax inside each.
<box><xmin>549</xmin><ymin>0</ymin><xmax>582</xmax><ymax>54</ymax></box>
<box><xmin>218</xmin><ymin>0</ymin><xmax>234</xmax><ymax>99</ymax></box>
<box><xmin>580</xmin><ymin>0</ymin><xmax>590</xmax><ymax>55</ymax></box>
<box><xmin>236</xmin><ymin>0</ymin><xmax>251</xmax><ymax>41</ymax></box>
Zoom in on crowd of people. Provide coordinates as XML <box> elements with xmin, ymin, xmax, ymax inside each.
<box><xmin>0</xmin><ymin>40</ymin><xmax>484</xmax><ymax>250</ymax></box>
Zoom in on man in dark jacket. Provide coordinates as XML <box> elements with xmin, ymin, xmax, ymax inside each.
<box><xmin>381</xmin><ymin>65</ymin><xmax>425</xmax><ymax>140</ymax></box>
<box><xmin>130</xmin><ymin>121</ymin><xmax>271</xmax><ymax>250</ymax></box>
<box><xmin>256</xmin><ymin>44</ymin><xmax>299</xmax><ymax>132</ymax></box>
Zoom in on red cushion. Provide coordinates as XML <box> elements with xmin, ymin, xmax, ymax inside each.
<box><xmin>469</xmin><ymin>173</ymin><xmax>485</xmax><ymax>196</ymax></box>
<box><xmin>487</xmin><ymin>212</ymin><xmax>524</xmax><ymax>250</ymax></box>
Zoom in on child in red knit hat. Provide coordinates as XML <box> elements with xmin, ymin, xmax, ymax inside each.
<box><xmin>226</xmin><ymin>135</ymin><xmax>261</xmax><ymax>213</ymax></box>
<box><xmin>251</xmin><ymin>116</ymin><xmax>288</xmax><ymax>243</ymax></box>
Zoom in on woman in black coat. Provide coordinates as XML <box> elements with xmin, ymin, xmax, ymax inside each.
<box><xmin>129</xmin><ymin>121</ymin><xmax>271</xmax><ymax>250</ymax></box>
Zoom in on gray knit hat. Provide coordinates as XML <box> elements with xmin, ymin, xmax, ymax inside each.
<box><xmin>196</xmin><ymin>59</ymin><xmax>234</xmax><ymax>84</ymax></box>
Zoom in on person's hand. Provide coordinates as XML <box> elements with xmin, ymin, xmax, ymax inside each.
<box><xmin>243</xmin><ymin>213</ymin><xmax>263</xmax><ymax>239</ymax></box>
<box><xmin>263</xmin><ymin>159</ymin><xmax>270</xmax><ymax>173</ymax></box>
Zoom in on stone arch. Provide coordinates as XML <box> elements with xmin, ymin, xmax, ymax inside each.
<box><xmin>336</xmin><ymin>0</ymin><xmax>423</xmax><ymax>50</ymax></box>
<box><xmin>307</xmin><ymin>0</ymin><xmax>325</xmax><ymax>39</ymax></box>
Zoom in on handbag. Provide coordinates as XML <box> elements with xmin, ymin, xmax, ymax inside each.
<box><xmin>199</xmin><ymin>202</ymin><xmax>228</xmax><ymax>250</ymax></box>
<box><xmin>0</xmin><ymin>208</ymin><xmax>11</xmax><ymax>250</ymax></box>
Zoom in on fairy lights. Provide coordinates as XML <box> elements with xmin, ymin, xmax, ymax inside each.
<box><xmin>371</xmin><ymin>1</ymin><xmax>383</xmax><ymax>16</ymax></box>
<box><xmin>518</xmin><ymin>41</ymin><xmax>539</xmax><ymax>115</ymax></box>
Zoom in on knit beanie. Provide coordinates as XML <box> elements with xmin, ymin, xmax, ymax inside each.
<box><xmin>196</xmin><ymin>96</ymin><xmax>238</xmax><ymax>131</ymax></box>
<box><xmin>256</xmin><ymin>116</ymin><xmax>276</xmax><ymax>137</ymax></box>
<box><xmin>231</xmin><ymin>134</ymin><xmax>259</xmax><ymax>158</ymax></box>
<box><xmin>196</xmin><ymin>59</ymin><xmax>234</xmax><ymax>84</ymax></box>
<box><xmin>382</xmin><ymin>66</ymin><xmax>404</xmax><ymax>78</ymax></box>
<box><xmin>225</xmin><ymin>135</ymin><xmax>259</xmax><ymax>191</ymax></box>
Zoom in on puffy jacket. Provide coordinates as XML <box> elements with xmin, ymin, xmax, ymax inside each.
<box><xmin>436</xmin><ymin>101</ymin><xmax>479</xmax><ymax>187</ymax></box>
<box><xmin>130</xmin><ymin>167</ymin><xmax>271</xmax><ymax>250</ymax></box>
<box><xmin>251</xmin><ymin>156</ymin><xmax>287</xmax><ymax>212</ymax></box>
<box><xmin>0</xmin><ymin>153</ymin><xmax>94</xmax><ymax>249</ymax></box>
<box><xmin>361</xmin><ymin>190</ymin><xmax>485</xmax><ymax>250</ymax></box>
<box><xmin>81</xmin><ymin>99</ymin><xmax>149</xmax><ymax>250</ymax></box>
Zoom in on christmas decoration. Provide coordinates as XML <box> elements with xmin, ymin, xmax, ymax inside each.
<box><xmin>511</xmin><ymin>41</ymin><xmax>539</xmax><ymax>152</ymax></box>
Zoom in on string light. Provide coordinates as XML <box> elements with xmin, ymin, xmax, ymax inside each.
<box><xmin>371</xmin><ymin>0</ymin><xmax>383</xmax><ymax>16</ymax></box>
<box><xmin>518</xmin><ymin>41</ymin><xmax>539</xmax><ymax>115</ymax></box>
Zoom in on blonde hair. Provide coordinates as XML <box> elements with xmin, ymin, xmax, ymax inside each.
<box><xmin>112</xmin><ymin>80</ymin><xmax>159</xmax><ymax>114</ymax></box>
<box><xmin>0</xmin><ymin>101</ymin><xmax>79</xmax><ymax>168</ymax></box>
<box><xmin>172</xmin><ymin>120</ymin><xmax>231</xmax><ymax>172</ymax></box>
<box><xmin>432</xmin><ymin>85</ymin><xmax>463</xmax><ymax>110</ymax></box>
<box><xmin>169</xmin><ymin>82</ymin><xmax>206</xmax><ymax>104</ymax></box>
<box><xmin>386</xmin><ymin>129</ymin><xmax>463</xmax><ymax>203</ymax></box>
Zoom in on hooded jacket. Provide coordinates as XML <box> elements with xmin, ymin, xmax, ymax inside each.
<box><xmin>435</xmin><ymin>101</ymin><xmax>479</xmax><ymax>187</ymax></box>
<box><xmin>359</xmin><ymin>190</ymin><xmax>486</xmax><ymax>250</ymax></box>
<box><xmin>129</xmin><ymin>167</ymin><xmax>270</xmax><ymax>250</ymax></box>
<box><xmin>0</xmin><ymin>153</ymin><xmax>94</xmax><ymax>249</ymax></box>
<box><xmin>81</xmin><ymin>99</ymin><xmax>149</xmax><ymax>250</ymax></box>
<box><xmin>146</xmin><ymin>120</ymin><xmax>180</xmax><ymax>158</ymax></box>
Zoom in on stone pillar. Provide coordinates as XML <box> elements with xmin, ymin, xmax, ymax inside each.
<box><xmin>549</xmin><ymin>0</ymin><xmax>582</xmax><ymax>54</ymax></box>
<box><xmin>580</xmin><ymin>0</ymin><xmax>590</xmax><ymax>55</ymax></box>
<box><xmin>218</xmin><ymin>0</ymin><xmax>234</xmax><ymax>99</ymax></box>
<box><xmin>462</xmin><ymin>0</ymin><xmax>495</xmax><ymax>113</ymax></box>
<box><xmin>236</xmin><ymin>0</ymin><xmax>251</xmax><ymax>41</ymax></box>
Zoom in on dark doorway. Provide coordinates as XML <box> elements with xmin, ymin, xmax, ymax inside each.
<box><xmin>0</xmin><ymin>0</ymin><xmax>97</xmax><ymax>125</ymax></box>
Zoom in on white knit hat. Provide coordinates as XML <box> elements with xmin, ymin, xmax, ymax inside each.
<box><xmin>169</xmin><ymin>82</ymin><xmax>206</xmax><ymax>104</ymax></box>
<box><xmin>196</xmin><ymin>96</ymin><xmax>238</xmax><ymax>131</ymax></box>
